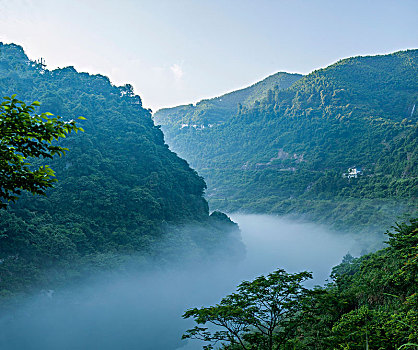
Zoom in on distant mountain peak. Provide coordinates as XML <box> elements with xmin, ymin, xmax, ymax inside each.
<box><xmin>154</xmin><ymin>71</ymin><xmax>303</xmax><ymax>127</ymax></box>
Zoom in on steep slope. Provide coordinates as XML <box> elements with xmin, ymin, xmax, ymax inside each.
<box><xmin>154</xmin><ymin>50</ymin><xmax>418</xmax><ymax>231</ymax></box>
<box><xmin>154</xmin><ymin>72</ymin><xmax>302</xmax><ymax>127</ymax></box>
<box><xmin>0</xmin><ymin>43</ymin><xmax>242</xmax><ymax>296</ymax></box>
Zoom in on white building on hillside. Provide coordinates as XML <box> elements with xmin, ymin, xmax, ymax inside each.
<box><xmin>344</xmin><ymin>167</ymin><xmax>363</xmax><ymax>179</ymax></box>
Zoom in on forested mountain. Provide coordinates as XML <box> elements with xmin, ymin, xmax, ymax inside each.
<box><xmin>154</xmin><ymin>72</ymin><xmax>302</xmax><ymax>127</ymax></box>
<box><xmin>155</xmin><ymin>50</ymin><xmax>418</xmax><ymax>232</ymax></box>
<box><xmin>0</xmin><ymin>43</ymin><xmax>242</xmax><ymax>297</ymax></box>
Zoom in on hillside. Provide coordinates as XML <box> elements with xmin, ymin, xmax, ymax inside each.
<box><xmin>154</xmin><ymin>72</ymin><xmax>302</xmax><ymax>127</ymax></box>
<box><xmin>0</xmin><ymin>43</ymin><xmax>243</xmax><ymax>297</ymax></box>
<box><xmin>154</xmin><ymin>50</ymin><xmax>418</xmax><ymax>232</ymax></box>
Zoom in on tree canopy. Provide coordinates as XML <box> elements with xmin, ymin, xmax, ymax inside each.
<box><xmin>183</xmin><ymin>269</ymin><xmax>312</xmax><ymax>350</ymax></box>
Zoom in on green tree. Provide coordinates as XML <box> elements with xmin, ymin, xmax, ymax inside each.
<box><xmin>0</xmin><ymin>95</ymin><xmax>83</xmax><ymax>208</ymax></box>
<box><xmin>182</xmin><ymin>269</ymin><xmax>312</xmax><ymax>350</ymax></box>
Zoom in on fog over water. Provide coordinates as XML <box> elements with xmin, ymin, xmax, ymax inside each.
<box><xmin>231</xmin><ymin>214</ymin><xmax>368</xmax><ymax>284</ymax></box>
<box><xmin>0</xmin><ymin>215</ymin><xmax>379</xmax><ymax>350</ymax></box>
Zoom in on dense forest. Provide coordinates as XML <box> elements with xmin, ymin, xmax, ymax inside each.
<box><xmin>155</xmin><ymin>50</ymin><xmax>417</xmax><ymax>233</ymax></box>
<box><xmin>0</xmin><ymin>43</ymin><xmax>243</xmax><ymax>300</ymax></box>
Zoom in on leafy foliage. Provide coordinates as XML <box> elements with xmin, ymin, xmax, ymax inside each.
<box><xmin>295</xmin><ymin>219</ymin><xmax>418</xmax><ymax>349</ymax></box>
<box><xmin>183</xmin><ymin>269</ymin><xmax>312</xmax><ymax>350</ymax></box>
<box><xmin>0</xmin><ymin>95</ymin><xmax>83</xmax><ymax>208</ymax></box>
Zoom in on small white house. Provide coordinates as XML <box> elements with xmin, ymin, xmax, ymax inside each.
<box><xmin>344</xmin><ymin>167</ymin><xmax>363</xmax><ymax>178</ymax></box>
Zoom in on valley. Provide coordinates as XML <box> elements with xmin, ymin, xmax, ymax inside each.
<box><xmin>0</xmin><ymin>40</ymin><xmax>416</xmax><ymax>349</ymax></box>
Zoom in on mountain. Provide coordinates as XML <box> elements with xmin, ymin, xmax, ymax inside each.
<box><xmin>154</xmin><ymin>72</ymin><xmax>302</xmax><ymax>128</ymax></box>
<box><xmin>0</xmin><ymin>43</ymin><xmax>243</xmax><ymax>297</ymax></box>
<box><xmin>154</xmin><ymin>50</ymin><xmax>418</xmax><ymax>232</ymax></box>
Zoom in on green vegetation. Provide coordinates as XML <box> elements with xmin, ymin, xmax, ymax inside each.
<box><xmin>183</xmin><ymin>269</ymin><xmax>312</xmax><ymax>350</ymax></box>
<box><xmin>154</xmin><ymin>72</ymin><xmax>302</xmax><ymax>128</ymax></box>
<box><xmin>0</xmin><ymin>43</ymin><xmax>243</xmax><ymax>298</ymax></box>
<box><xmin>184</xmin><ymin>219</ymin><xmax>418</xmax><ymax>349</ymax></box>
<box><xmin>1</xmin><ymin>42</ymin><xmax>416</xmax><ymax>349</ymax></box>
<box><xmin>156</xmin><ymin>50</ymin><xmax>418</xmax><ymax>232</ymax></box>
<box><xmin>0</xmin><ymin>95</ymin><xmax>83</xmax><ymax>208</ymax></box>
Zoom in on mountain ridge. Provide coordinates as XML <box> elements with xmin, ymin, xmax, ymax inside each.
<box><xmin>154</xmin><ymin>71</ymin><xmax>302</xmax><ymax>127</ymax></box>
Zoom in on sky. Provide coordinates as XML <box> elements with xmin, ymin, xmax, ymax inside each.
<box><xmin>0</xmin><ymin>0</ymin><xmax>417</xmax><ymax>111</ymax></box>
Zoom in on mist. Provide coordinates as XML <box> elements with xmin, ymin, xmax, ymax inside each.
<box><xmin>0</xmin><ymin>214</ymin><xmax>383</xmax><ymax>350</ymax></box>
<box><xmin>230</xmin><ymin>214</ymin><xmax>381</xmax><ymax>284</ymax></box>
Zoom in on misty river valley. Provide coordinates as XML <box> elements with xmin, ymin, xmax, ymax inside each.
<box><xmin>0</xmin><ymin>215</ymin><xmax>373</xmax><ymax>350</ymax></box>
<box><xmin>0</xmin><ymin>36</ymin><xmax>417</xmax><ymax>349</ymax></box>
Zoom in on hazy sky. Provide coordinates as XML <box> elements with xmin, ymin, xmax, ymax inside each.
<box><xmin>1</xmin><ymin>0</ymin><xmax>417</xmax><ymax>110</ymax></box>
